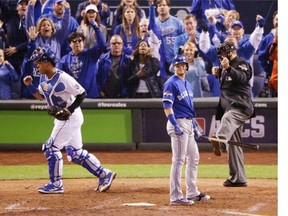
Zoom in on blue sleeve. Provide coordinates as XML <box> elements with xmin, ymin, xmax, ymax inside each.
<box><xmin>148</xmin><ymin>4</ymin><xmax>161</xmax><ymax>40</ymax></box>
<box><xmin>237</xmin><ymin>40</ymin><xmax>255</xmax><ymax>62</ymax></box>
<box><xmin>7</xmin><ymin>64</ymin><xmax>19</xmax><ymax>82</ymax></box>
<box><xmin>162</xmin><ymin>82</ymin><xmax>174</xmax><ymax>108</ymax></box>
<box><xmin>258</xmin><ymin>35</ymin><xmax>273</xmax><ymax>75</ymax></box>
<box><xmin>114</xmin><ymin>25</ymin><xmax>121</xmax><ymax>35</ymax></box>
<box><xmin>69</xmin><ymin>17</ymin><xmax>79</xmax><ymax>33</ymax></box>
<box><xmin>225</xmin><ymin>0</ymin><xmax>236</xmax><ymax>10</ymax></box>
<box><xmin>25</xmin><ymin>3</ymin><xmax>35</xmax><ymax>30</ymax></box>
<box><xmin>190</xmin><ymin>0</ymin><xmax>201</xmax><ymax>19</ymax></box>
<box><xmin>54</xmin><ymin>8</ymin><xmax>71</xmax><ymax>45</ymax></box>
<box><xmin>91</xmin><ymin>27</ymin><xmax>106</xmax><ymax>55</ymax></box>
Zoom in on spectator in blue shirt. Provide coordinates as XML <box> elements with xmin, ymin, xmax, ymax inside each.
<box><xmin>57</xmin><ymin>26</ymin><xmax>106</xmax><ymax>98</ymax></box>
<box><xmin>0</xmin><ymin>49</ymin><xmax>19</xmax><ymax>99</ymax></box>
<box><xmin>25</xmin><ymin>0</ymin><xmax>71</xmax><ymax>61</ymax></box>
<box><xmin>39</xmin><ymin>0</ymin><xmax>79</xmax><ymax>56</ymax></box>
<box><xmin>97</xmin><ymin>35</ymin><xmax>131</xmax><ymax>98</ymax></box>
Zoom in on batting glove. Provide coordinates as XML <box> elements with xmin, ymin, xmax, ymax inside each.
<box><xmin>192</xmin><ymin>119</ymin><xmax>202</xmax><ymax>140</ymax></box>
<box><xmin>194</xmin><ymin>126</ymin><xmax>202</xmax><ymax>140</ymax></box>
<box><xmin>174</xmin><ymin>125</ymin><xmax>184</xmax><ymax>136</ymax></box>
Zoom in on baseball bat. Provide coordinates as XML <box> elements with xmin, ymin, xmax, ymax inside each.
<box><xmin>202</xmin><ymin>135</ymin><xmax>260</xmax><ymax>150</ymax></box>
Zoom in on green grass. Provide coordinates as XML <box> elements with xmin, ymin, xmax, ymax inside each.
<box><xmin>0</xmin><ymin>164</ymin><xmax>277</xmax><ymax>180</ymax></box>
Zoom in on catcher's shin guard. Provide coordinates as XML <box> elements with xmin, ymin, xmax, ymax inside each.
<box><xmin>65</xmin><ymin>146</ymin><xmax>104</xmax><ymax>178</ymax></box>
<box><xmin>44</xmin><ymin>146</ymin><xmax>63</xmax><ymax>186</ymax></box>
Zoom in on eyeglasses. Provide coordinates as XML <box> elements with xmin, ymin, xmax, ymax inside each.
<box><xmin>110</xmin><ymin>42</ymin><xmax>123</xmax><ymax>45</ymax></box>
<box><xmin>72</xmin><ymin>39</ymin><xmax>83</xmax><ymax>43</ymax></box>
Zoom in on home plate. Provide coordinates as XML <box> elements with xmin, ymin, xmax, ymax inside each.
<box><xmin>122</xmin><ymin>202</ymin><xmax>156</xmax><ymax>207</ymax></box>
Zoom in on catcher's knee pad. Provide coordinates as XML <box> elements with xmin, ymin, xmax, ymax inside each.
<box><xmin>65</xmin><ymin>146</ymin><xmax>103</xmax><ymax>177</ymax></box>
<box><xmin>44</xmin><ymin>146</ymin><xmax>63</xmax><ymax>184</ymax></box>
<box><xmin>42</xmin><ymin>137</ymin><xmax>54</xmax><ymax>155</ymax></box>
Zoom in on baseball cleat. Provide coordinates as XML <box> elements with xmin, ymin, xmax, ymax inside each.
<box><xmin>170</xmin><ymin>198</ymin><xmax>194</xmax><ymax>206</ymax></box>
<box><xmin>223</xmin><ymin>179</ymin><xmax>247</xmax><ymax>187</ymax></box>
<box><xmin>209</xmin><ymin>134</ymin><xmax>222</xmax><ymax>156</ymax></box>
<box><xmin>187</xmin><ymin>192</ymin><xmax>211</xmax><ymax>202</ymax></box>
<box><xmin>98</xmin><ymin>172</ymin><xmax>117</xmax><ymax>192</ymax></box>
<box><xmin>38</xmin><ymin>182</ymin><xmax>64</xmax><ymax>194</ymax></box>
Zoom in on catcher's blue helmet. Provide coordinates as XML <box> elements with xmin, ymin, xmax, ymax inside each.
<box><xmin>29</xmin><ymin>47</ymin><xmax>57</xmax><ymax>65</ymax></box>
<box><xmin>172</xmin><ymin>54</ymin><xmax>188</xmax><ymax>69</ymax></box>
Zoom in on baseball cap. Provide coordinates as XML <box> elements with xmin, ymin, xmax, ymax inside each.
<box><xmin>231</xmin><ymin>21</ymin><xmax>244</xmax><ymax>29</ymax></box>
<box><xmin>85</xmin><ymin>4</ymin><xmax>98</xmax><ymax>13</ymax></box>
<box><xmin>17</xmin><ymin>0</ymin><xmax>28</xmax><ymax>5</ymax></box>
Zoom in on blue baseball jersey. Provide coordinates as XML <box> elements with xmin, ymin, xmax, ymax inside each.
<box><xmin>162</xmin><ymin>75</ymin><xmax>196</xmax><ymax>118</ymax></box>
<box><xmin>38</xmin><ymin>69</ymin><xmax>85</xmax><ymax>108</ymax></box>
<box><xmin>156</xmin><ymin>16</ymin><xmax>185</xmax><ymax>64</ymax></box>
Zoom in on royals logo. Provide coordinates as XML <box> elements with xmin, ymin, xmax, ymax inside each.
<box><xmin>43</xmin><ymin>84</ymin><xmax>49</xmax><ymax>91</ymax></box>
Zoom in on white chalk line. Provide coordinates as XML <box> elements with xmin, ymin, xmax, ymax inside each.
<box><xmin>5</xmin><ymin>202</ymin><xmax>22</xmax><ymax>210</ymax></box>
<box><xmin>4</xmin><ymin>202</ymin><xmax>49</xmax><ymax>212</ymax></box>
<box><xmin>220</xmin><ymin>210</ymin><xmax>266</xmax><ymax>216</ymax></box>
<box><xmin>220</xmin><ymin>202</ymin><xmax>268</xmax><ymax>216</ymax></box>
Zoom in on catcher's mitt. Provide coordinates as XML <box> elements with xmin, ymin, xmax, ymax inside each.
<box><xmin>47</xmin><ymin>106</ymin><xmax>71</xmax><ymax>121</ymax></box>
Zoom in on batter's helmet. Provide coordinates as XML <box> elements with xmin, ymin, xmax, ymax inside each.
<box><xmin>172</xmin><ymin>54</ymin><xmax>188</xmax><ymax>69</ymax></box>
<box><xmin>29</xmin><ymin>47</ymin><xmax>57</xmax><ymax>65</ymax></box>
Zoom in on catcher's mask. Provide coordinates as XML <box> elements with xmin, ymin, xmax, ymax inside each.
<box><xmin>172</xmin><ymin>54</ymin><xmax>189</xmax><ymax>69</ymax></box>
<box><xmin>217</xmin><ymin>42</ymin><xmax>236</xmax><ymax>61</ymax></box>
<box><xmin>29</xmin><ymin>47</ymin><xmax>57</xmax><ymax>66</ymax></box>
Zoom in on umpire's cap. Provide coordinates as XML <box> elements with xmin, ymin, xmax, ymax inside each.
<box><xmin>172</xmin><ymin>54</ymin><xmax>188</xmax><ymax>69</ymax></box>
<box><xmin>29</xmin><ymin>47</ymin><xmax>57</xmax><ymax>65</ymax></box>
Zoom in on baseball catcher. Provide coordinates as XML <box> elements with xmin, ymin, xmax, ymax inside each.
<box><xmin>23</xmin><ymin>47</ymin><xmax>116</xmax><ymax>194</ymax></box>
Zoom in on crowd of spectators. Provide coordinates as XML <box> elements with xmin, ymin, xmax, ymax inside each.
<box><xmin>0</xmin><ymin>0</ymin><xmax>278</xmax><ymax>99</ymax></box>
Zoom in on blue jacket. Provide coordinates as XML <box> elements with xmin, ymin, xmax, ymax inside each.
<box><xmin>0</xmin><ymin>63</ymin><xmax>19</xmax><ymax>99</ymax></box>
<box><xmin>57</xmin><ymin>28</ymin><xmax>106</xmax><ymax>98</ymax></box>
<box><xmin>97</xmin><ymin>52</ymin><xmax>131</xmax><ymax>98</ymax></box>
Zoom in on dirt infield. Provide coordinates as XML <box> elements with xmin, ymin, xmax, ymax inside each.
<box><xmin>0</xmin><ymin>150</ymin><xmax>277</xmax><ymax>216</ymax></box>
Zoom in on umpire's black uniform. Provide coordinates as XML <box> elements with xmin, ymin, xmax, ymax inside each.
<box><xmin>216</xmin><ymin>55</ymin><xmax>255</xmax><ymax>186</ymax></box>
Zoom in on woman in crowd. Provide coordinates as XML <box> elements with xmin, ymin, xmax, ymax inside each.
<box><xmin>114</xmin><ymin>5</ymin><xmax>141</xmax><ymax>55</ymax></box>
<box><xmin>125</xmin><ymin>39</ymin><xmax>161</xmax><ymax>98</ymax></box>
<box><xmin>77</xmin><ymin>4</ymin><xmax>107</xmax><ymax>48</ymax></box>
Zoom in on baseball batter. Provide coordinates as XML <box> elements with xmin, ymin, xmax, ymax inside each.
<box><xmin>23</xmin><ymin>47</ymin><xmax>116</xmax><ymax>194</ymax></box>
<box><xmin>162</xmin><ymin>54</ymin><xmax>210</xmax><ymax>205</ymax></box>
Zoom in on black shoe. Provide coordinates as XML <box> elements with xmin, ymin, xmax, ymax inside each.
<box><xmin>223</xmin><ymin>179</ymin><xmax>247</xmax><ymax>187</ymax></box>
